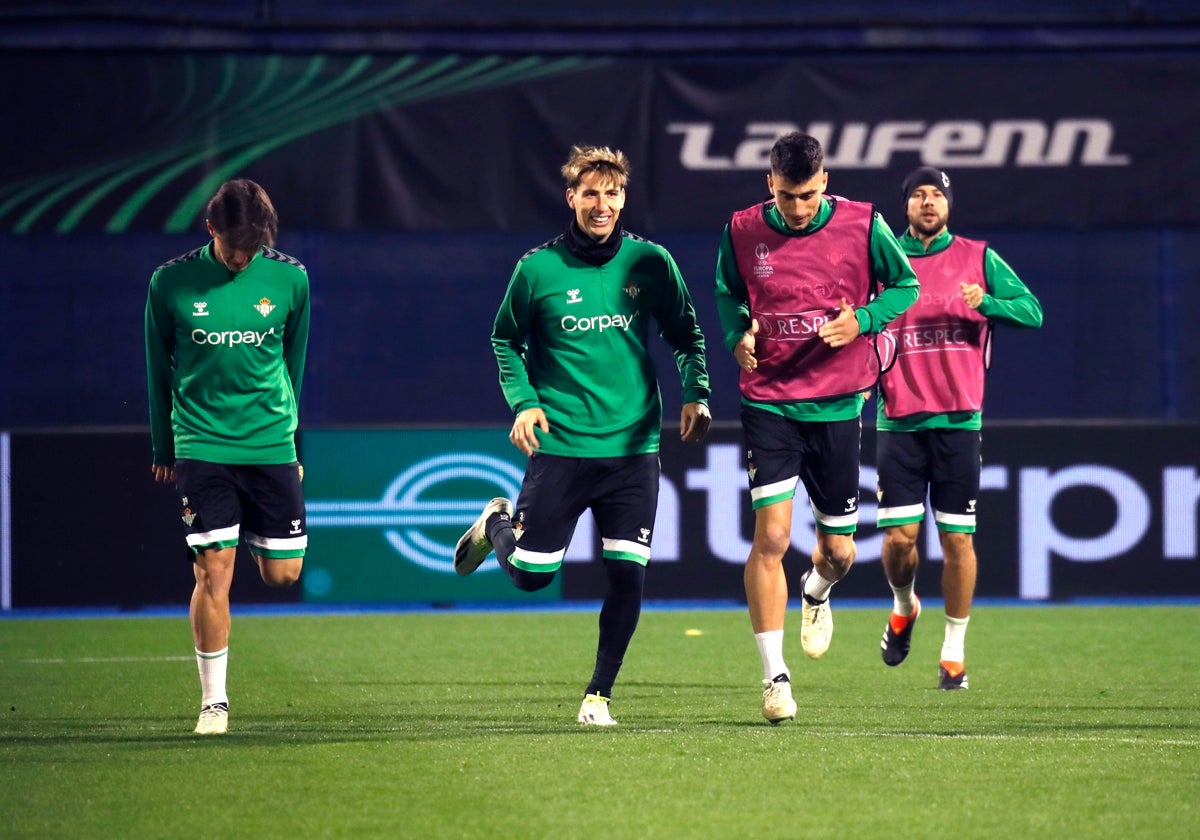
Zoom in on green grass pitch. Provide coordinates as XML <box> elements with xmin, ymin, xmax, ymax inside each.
<box><xmin>1</xmin><ymin>604</ymin><xmax>1197</xmax><ymax>838</ymax></box>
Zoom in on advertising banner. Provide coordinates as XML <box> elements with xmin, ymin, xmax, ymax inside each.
<box><xmin>4</xmin><ymin>425</ymin><xmax>1197</xmax><ymax>608</ymax></box>
<box><xmin>3</xmin><ymin>51</ymin><xmax>1197</xmax><ymax>234</ymax></box>
<box><xmin>632</xmin><ymin>423</ymin><xmax>1200</xmax><ymax>603</ymax></box>
<box><xmin>300</xmin><ymin>428</ymin><xmax>562</xmax><ymax>604</ymax></box>
<box><xmin>298</xmin><ymin>423</ymin><xmax>1199</xmax><ymax>604</ymax></box>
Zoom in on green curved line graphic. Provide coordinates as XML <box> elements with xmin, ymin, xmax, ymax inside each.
<box><xmin>122</xmin><ymin>54</ymin><xmax>451</xmax><ymax>232</ymax></box>
<box><xmin>242</xmin><ymin>54</ymin><xmax>283</xmax><ymax>111</ymax></box>
<box><xmin>160</xmin><ymin>55</ymin><xmax>527</xmax><ymax>230</ymax></box>
<box><xmin>2</xmin><ymin>54</ymin><xmax>608</xmax><ymax>233</ymax></box>
<box><xmin>166</xmin><ymin>55</ymin><xmax>199</xmax><ymax>124</ymax></box>
<box><xmin>190</xmin><ymin>54</ymin><xmax>240</xmax><ymax>123</ymax></box>
<box><xmin>0</xmin><ymin>167</ymin><xmax>107</xmax><ymax>222</ymax></box>
<box><xmin>163</xmin><ymin>55</ymin><xmax>604</xmax><ymax>229</ymax></box>
<box><xmin>8</xmin><ymin>150</ymin><xmax>177</xmax><ymax>232</ymax></box>
<box><xmin>11</xmin><ymin>55</ymin><xmax>317</xmax><ymax>231</ymax></box>
<box><xmin>162</xmin><ymin>55</ymin><xmax>609</xmax><ymax>229</ymax></box>
<box><xmin>160</xmin><ymin>55</ymin><xmax>606</xmax><ymax>232</ymax></box>
<box><xmin>114</xmin><ymin>54</ymin><xmax>426</xmax><ymax>232</ymax></box>
<box><xmin>51</xmin><ymin>55</ymin><xmax>333</xmax><ymax>233</ymax></box>
<box><xmin>5</xmin><ymin>54</ymin><xmax>293</xmax><ymax>229</ymax></box>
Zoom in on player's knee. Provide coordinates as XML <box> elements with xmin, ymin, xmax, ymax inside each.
<box><xmin>604</xmin><ymin>558</ymin><xmax>646</xmax><ymax>595</ymax></box>
<box><xmin>753</xmin><ymin>524</ymin><xmax>792</xmax><ymax>560</ymax></box>
<box><xmin>258</xmin><ymin>556</ymin><xmax>303</xmax><ymax>587</ymax></box>
<box><xmin>193</xmin><ymin>548</ymin><xmax>236</xmax><ymax>593</ymax></box>
<box><xmin>510</xmin><ymin>568</ymin><xmax>556</xmax><ymax>592</ymax></box>
<box><xmin>939</xmin><ymin>531</ymin><xmax>975</xmax><ymax>564</ymax></box>
<box><xmin>883</xmin><ymin>531</ymin><xmax>918</xmax><ymax>558</ymax></box>
<box><xmin>819</xmin><ymin>536</ymin><xmax>856</xmax><ymax>577</ymax></box>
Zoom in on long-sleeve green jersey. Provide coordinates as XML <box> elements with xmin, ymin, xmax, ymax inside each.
<box><xmin>876</xmin><ymin>229</ymin><xmax>1043</xmax><ymax>432</ymax></box>
<box><xmin>493</xmin><ymin>231</ymin><xmax>710</xmax><ymax>458</ymax></box>
<box><xmin>715</xmin><ymin>197</ymin><xmax>919</xmax><ymax>421</ymax></box>
<box><xmin>145</xmin><ymin>242</ymin><xmax>310</xmax><ymax>465</ymax></box>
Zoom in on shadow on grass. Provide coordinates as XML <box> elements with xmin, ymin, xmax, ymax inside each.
<box><xmin>5</xmin><ymin>682</ymin><xmax>1195</xmax><ymax>748</ymax></box>
<box><xmin>4</xmin><ymin>712</ymin><xmax>1194</xmax><ymax>748</ymax></box>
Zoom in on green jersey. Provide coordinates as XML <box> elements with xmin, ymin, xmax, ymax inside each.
<box><xmin>876</xmin><ymin>229</ymin><xmax>1044</xmax><ymax>432</ymax></box>
<box><xmin>493</xmin><ymin>230</ymin><xmax>709</xmax><ymax>458</ymax></box>
<box><xmin>145</xmin><ymin>242</ymin><xmax>311</xmax><ymax>465</ymax></box>
<box><xmin>715</xmin><ymin>197</ymin><xmax>919</xmax><ymax>421</ymax></box>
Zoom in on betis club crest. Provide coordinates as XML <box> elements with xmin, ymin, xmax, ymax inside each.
<box><xmin>254</xmin><ymin>297</ymin><xmax>275</xmax><ymax>317</ymax></box>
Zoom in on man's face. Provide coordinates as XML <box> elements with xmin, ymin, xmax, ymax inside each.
<box><xmin>906</xmin><ymin>186</ymin><xmax>950</xmax><ymax>238</ymax></box>
<box><xmin>206</xmin><ymin>221</ymin><xmax>257</xmax><ymax>272</ymax></box>
<box><xmin>767</xmin><ymin>169</ymin><xmax>828</xmax><ymax>231</ymax></box>
<box><xmin>567</xmin><ymin>171</ymin><xmax>625</xmax><ymax>242</ymax></box>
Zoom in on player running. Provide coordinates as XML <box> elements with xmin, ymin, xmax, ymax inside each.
<box><xmin>453</xmin><ymin>144</ymin><xmax>711</xmax><ymax>726</ymax></box>
<box><xmin>716</xmin><ymin>131</ymin><xmax>919</xmax><ymax>723</ymax></box>
<box><xmin>876</xmin><ymin>166</ymin><xmax>1043</xmax><ymax>690</ymax></box>
<box><xmin>145</xmin><ymin>179</ymin><xmax>310</xmax><ymax>734</ymax></box>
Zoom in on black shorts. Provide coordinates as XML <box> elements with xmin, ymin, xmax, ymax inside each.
<box><xmin>875</xmin><ymin>429</ymin><xmax>981</xmax><ymax>533</ymax></box>
<box><xmin>174</xmin><ymin>459</ymin><xmax>307</xmax><ymax>558</ymax></box>
<box><xmin>510</xmin><ymin>452</ymin><xmax>660</xmax><ymax>574</ymax></box>
<box><xmin>740</xmin><ymin>405</ymin><xmax>861</xmax><ymax>534</ymax></box>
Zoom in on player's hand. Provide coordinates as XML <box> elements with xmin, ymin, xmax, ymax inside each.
<box><xmin>960</xmin><ymin>282</ymin><xmax>984</xmax><ymax>309</ymax></box>
<box><xmin>818</xmin><ymin>298</ymin><xmax>861</xmax><ymax>348</ymax></box>
<box><xmin>150</xmin><ymin>463</ymin><xmax>176</xmax><ymax>484</ymax></box>
<box><xmin>735</xmin><ymin>318</ymin><xmax>760</xmax><ymax>372</ymax></box>
<box><xmin>510</xmin><ymin>407</ymin><xmax>549</xmax><ymax>456</ymax></box>
<box><xmin>679</xmin><ymin>402</ymin><xmax>712</xmax><ymax>443</ymax></box>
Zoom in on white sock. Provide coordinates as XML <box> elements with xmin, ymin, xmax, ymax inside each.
<box><xmin>940</xmin><ymin>615</ymin><xmax>970</xmax><ymax>664</ymax></box>
<box><xmin>196</xmin><ymin>647</ymin><xmax>229</xmax><ymax>708</ymax></box>
<box><xmin>803</xmin><ymin>569</ymin><xmax>835</xmax><ymax>602</ymax></box>
<box><xmin>754</xmin><ymin>630</ymin><xmax>788</xmax><ymax>683</ymax></box>
<box><xmin>890</xmin><ymin>581</ymin><xmax>917</xmax><ymax>616</ymax></box>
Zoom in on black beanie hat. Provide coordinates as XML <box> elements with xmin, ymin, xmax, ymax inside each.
<box><xmin>901</xmin><ymin>166</ymin><xmax>953</xmax><ymax>208</ymax></box>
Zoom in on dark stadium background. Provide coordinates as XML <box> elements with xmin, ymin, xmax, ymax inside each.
<box><xmin>2</xmin><ymin>1</ymin><xmax>1197</xmax><ymax>607</ymax></box>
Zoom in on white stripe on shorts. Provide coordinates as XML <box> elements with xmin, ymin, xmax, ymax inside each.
<box><xmin>876</xmin><ymin>503</ymin><xmax>926</xmax><ymax>524</ymax></box>
<box><xmin>245</xmin><ymin>532</ymin><xmax>308</xmax><ymax>552</ymax></box>
<box><xmin>750</xmin><ymin>476</ymin><xmax>798</xmax><ymax>504</ymax></box>
<box><xmin>186</xmin><ymin>525</ymin><xmax>240</xmax><ymax>548</ymax></box>
<box><xmin>511</xmin><ymin>546</ymin><xmax>566</xmax><ymax>569</ymax></box>
<box><xmin>812</xmin><ymin>503</ymin><xmax>858</xmax><ymax>530</ymax></box>
<box><xmin>934</xmin><ymin>510</ymin><xmax>977</xmax><ymax>529</ymax></box>
<box><xmin>602</xmin><ymin>538</ymin><xmax>651</xmax><ymax>561</ymax></box>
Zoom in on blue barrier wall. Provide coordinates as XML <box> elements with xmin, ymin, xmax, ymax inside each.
<box><xmin>1</xmin><ymin>227</ymin><xmax>1196</xmax><ymax>428</ymax></box>
<box><xmin>6</xmin><ymin>424</ymin><xmax>1198</xmax><ymax>608</ymax></box>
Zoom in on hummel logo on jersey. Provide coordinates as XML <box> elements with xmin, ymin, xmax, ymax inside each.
<box><xmin>254</xmin><ymin>297</ymin><xmax>276</xmax><ymax>317</ymax></box>
<box><xmin>192</xmin><ymin>302</ymin><xmax>210</xmax><ymax>317</ymax></box>
<box><xmin>289</xmin><ymin>519</ymin><xmax>302</xmax><ymax>534</ymax></box>
<box><xmin>967</xmin><ymin>499</ymin><xmax>977</xmax><ymax>513</ymax></box>
<box><xmin>845</xmin><ymin>497</ymin><xmax>858</xmax><ymax>512</ymax></box>
<box><xmin>567</xmin><ymin>289</ymin><xmax>582</xmax><ymax>304</ymax></box>
<box><xmin>638</xmin><ymin>528</ymin><xmax>651</xmax><ymax>543</ymax></box>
